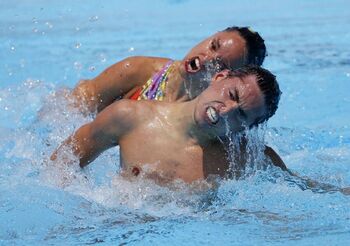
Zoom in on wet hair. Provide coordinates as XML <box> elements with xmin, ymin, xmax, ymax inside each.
<box><xmin>228</xmin><ymin>65</ymin><xmax>281</xmax><ymax>126</ymax></box>
<box><xmin>223</xmin><ymin>26</ymin><xmax>266</xmax><ymax>66</ymax></box>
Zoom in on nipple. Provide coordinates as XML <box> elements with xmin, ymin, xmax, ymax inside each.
<box><xmin>132</xmin><ymin>166</ymin><xmax>140</xmax><ymax>176</ymax></box>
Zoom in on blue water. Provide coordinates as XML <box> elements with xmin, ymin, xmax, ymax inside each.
<box><xmin>1</xmin><ymin>0</ymin><xmax>350</xmax><ymax>245</ymax></box>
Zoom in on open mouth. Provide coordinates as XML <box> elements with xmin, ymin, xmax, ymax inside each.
<box><xmin>206</xmin><ymin>106</ymin><xmax>219</xmax><ymax>125</ymax></box>
<box><xmin>185</xmin><ymin>56</ymin><xmax>201</xmax><ymax>73</ymax></box>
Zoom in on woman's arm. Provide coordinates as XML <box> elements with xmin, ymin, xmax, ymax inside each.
<box><xmin>71</xmin><ymin>56</ymin><xmax>170</xmax><ymax>113</ymax></box>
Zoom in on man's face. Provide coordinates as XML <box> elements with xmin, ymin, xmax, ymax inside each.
<box><xmin>194</xmin><ymin>71</ymin><xmax>266</xmax><ymax>136</ymax></box>
<box><xmin>180</xmin><ymin>31</ymin><xmax>248</xmax><ymax>98</ymax></box>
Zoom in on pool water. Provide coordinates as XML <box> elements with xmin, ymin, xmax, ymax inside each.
<box><xmin>1</xmin><ymin>0</ymin><xmax>350</xmax><ymax>244</ymax></box>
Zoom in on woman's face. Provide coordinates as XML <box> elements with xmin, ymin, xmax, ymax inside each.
<box><xmin>181</xmin><ymin>31</ymin><xmax>248</xmax><ymax>98</ymax></box>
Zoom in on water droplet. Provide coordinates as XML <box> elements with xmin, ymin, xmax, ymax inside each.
<box><xmin>32</xmin><ymin>17</ymin><xmax>38</xmax><ymax>24</ymax></box>
<box><xmin>128</xmin><ymin>47</ymin><xmax>134</xmax><ymax>52</ymax></box>
<box><xmin>75</xmin><ymin>27</ymin><xmax>80</xmax><ymax>31</ymax></box>
<box><xmin>10</xmin><ymin>46</ymin><xmax>15</xmax><ymax>51</ymax></box>
<box><xmin>89</xmin><ymin>15</ymin><xmax>99</xmax><ymax>22</ymax></box>
<box><xmin>89</xmin><ymin>66</ymin><xmax>95</xmax><ymax>71</ymax></box>
<box><xmin>74</xmin><ymin>62</ymin><xmax>82</xmax><ymax>70</ymax></box>
<box><xmin>99</xmin><ymin>53</ymin><xmax>106</xmax><ymax>63</ymax></box>
<box><xmin>20</xmin><ymin>59</ymin><xmax>25</xmax><ymax>68</ymax></box>
<box><xmin>346</xmin><ymin>73</ymin><xmax>350</xmax><ymax>77</ymax></box>
<box><xmin>33</xmin><ymin>28</ymin><xmax>38</xmax><ymax>33</ymax></box>
<box><xmin>75</xmin><ymin>43</ymin><xmax>81</xmax><ymax>49</ymax></box>
<box><xmin>45</xmin><ymin>22</ymin><xmax>53</xmax><ymax>29</ymax></box>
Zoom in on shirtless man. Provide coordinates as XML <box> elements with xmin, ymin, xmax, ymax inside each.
<box><xmin>52</xmin><ymin>66</ymin><xmax>282</xmax><ymax>183</ymax></box>
<box><xmin>70</xmin><ymin>26</ymin><xmax>285</xmax><ymax>169</ymax></box>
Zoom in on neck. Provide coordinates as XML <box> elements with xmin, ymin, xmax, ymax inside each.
<box><xmin>165</xmin><ymin>61</ymin><xmax>189</xmax><ymax>101</ymax></box>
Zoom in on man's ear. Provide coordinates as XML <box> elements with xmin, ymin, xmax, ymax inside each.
<box><xmin>212</xmin><ymin>69</ymin><xmax>230</xmax><ymax>83</ymax></box>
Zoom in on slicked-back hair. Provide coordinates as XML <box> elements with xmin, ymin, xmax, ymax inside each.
<box><xmin>223</xmin><ymin>26</ymin><xmax>266</xmax><ymax>66</ymax></box>
<box><xmin>228</xmin><ymin>65</ymin><xmax>281</xmax><ymax>126</ymax></box>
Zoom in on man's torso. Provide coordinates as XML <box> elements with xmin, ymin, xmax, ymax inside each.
<box><xmin>117</xmin><ymin>103</ymin><xmax>230</xmax><ymax>183</ymax></box>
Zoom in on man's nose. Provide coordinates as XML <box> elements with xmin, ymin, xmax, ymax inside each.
<box><xmin>219</xmin><ymin>100</ymin><xmax>238</xmax><ymax>116</ymax></box>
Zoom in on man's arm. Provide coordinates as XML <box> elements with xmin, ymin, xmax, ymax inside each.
<box><xmin>71</xmin><ymin>56</ymin><xmax>169</xmax><ymax>113</ymax></box>
<box><xmin>264</xmin><ymin>145</ymin><xmax>288</xmax><ymax>171</ymax></box>
<box><xmin>51</xmin><ymin>100</ymin><xmax>137</xmax><ymax>167</ymax></box>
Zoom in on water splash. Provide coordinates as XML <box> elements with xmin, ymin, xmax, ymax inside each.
<box><xmin>220</xmin><ymin>116</ymin><xmax>270</xmax><ymax>179</ymax></box>
<box><xmin>1</xmin><ymin>77</ymin><xmax>350</xmax><ymax>244</ymax></box>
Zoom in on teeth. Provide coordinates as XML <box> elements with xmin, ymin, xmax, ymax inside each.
<box><xmin>187</xmin><ymin>63</ymin><xmax>192</xmax><ymax>71</ymax></box>
<box><xmin>195</xmin><ymin>58</ymin><xmax>200</xmax><ymax>69</ymax></box>
<box><xmin>187</xmin><ymin>58</ymin><xmax>200</xmax><ymax>72</ymax></box>
<box><xmin>206</xmin><ymin>107</ymin><xmax>218</xmax><ymax>124</ymax></box>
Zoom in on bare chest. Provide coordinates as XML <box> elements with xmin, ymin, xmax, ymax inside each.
<box><xmin>118</xmin><ymin>126</ymin><xmax>205</xmax><ymax>183</ymax></box>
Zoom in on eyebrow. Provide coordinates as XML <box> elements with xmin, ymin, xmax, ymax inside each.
<box><xmin>234</xmin><ymin>84</ymin><xmax>248</xmax><ymax>119</ymax></box>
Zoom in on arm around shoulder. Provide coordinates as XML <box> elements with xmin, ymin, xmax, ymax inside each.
<box><xmin>71</xmin><ymin>56</ymin><xmax>166</xmax><ymax>113</ymax></box>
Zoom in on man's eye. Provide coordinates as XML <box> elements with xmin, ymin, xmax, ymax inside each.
<box><xmin>229</xmin><ymin>91</ymin><xmax>236</xmax><ymax>101</ymax></box>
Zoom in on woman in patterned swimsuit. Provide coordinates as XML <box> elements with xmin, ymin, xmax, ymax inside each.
<box><xmin>70</xmin><ymin>26</ymin><xmax>286</xmax><ymax>172</ymax></box>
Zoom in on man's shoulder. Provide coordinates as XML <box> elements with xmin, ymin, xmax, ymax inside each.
<box><xmin>108</xmin><ymin>99</ymin><xmax>155</xmax><ymax>123</ymax></box>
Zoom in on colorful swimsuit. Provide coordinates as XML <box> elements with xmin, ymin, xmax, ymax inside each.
<box><xmin>130</xmin><ymin>60</ymin><xmax>174</xmax><ymax>101</ymax></box>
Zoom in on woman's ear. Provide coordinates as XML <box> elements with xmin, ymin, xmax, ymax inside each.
<box><xmin>212</xmin><ymin>69</ymin><xmax>230</xmax><ymax>83</ymax></box>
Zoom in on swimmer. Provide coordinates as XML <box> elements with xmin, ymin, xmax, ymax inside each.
<box><xmin>69</xmin><ymin>26</ymin><xmax>285</xmax><ymax>173</ymax></box>
<box><xmin>52</xmin><ymin>65</ymin><xmax>282</xmax><ymax>184</ymax></box>
<box><xmin>72</xmin><ymin>26</ymin><xmax>265</xmax><ymax>112</ymax></box>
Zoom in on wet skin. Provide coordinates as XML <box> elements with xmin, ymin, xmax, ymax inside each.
<box><xmin>69</xmin><ymin>29</ymin><xmax>286</xmax><ymax>174</ymax></box>
<box><xmin>53</xmin><ymin>72</ymin><xmax>269</xmax><ymax>184</ymax></box>
<box><xmin>180</xmin><ymin>31</ymin><xmax>247</xmax><ymax>98</ymax></box>
<box><xmin>71</xmin><ymin>31</ymin><xmax>247</xmax><ymax>112</ymax></box>
<box><xmin>194</xmin><ymin>73</ymin><xmax>266</xmax><ymax>135</ymax></box>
